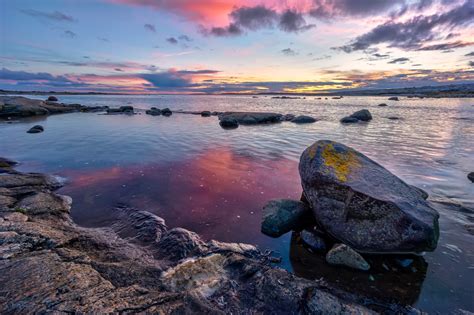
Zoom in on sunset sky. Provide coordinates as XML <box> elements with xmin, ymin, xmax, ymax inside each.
<box><xmin>1</xmin><ymin>0</ymin><xmax>473</xmax><ymax>94</ymax></box>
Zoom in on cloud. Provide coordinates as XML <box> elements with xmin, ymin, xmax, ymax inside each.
<box><xmin>98</xmin><ymin>37</ymin><xmax>110</xmax><ymax>42</ymax></box>
<box><xmin>144</xmin><ymin>23</ymin><xmax>156</xmax><ymax>33</ymax></box>
<box><xmin>388</xmin><ymin>57</ymin><xmax>410</xmax><ymax>64</ymax></box>
<box><xmin>416</xmin><ymin>41</ymin><xmax>474</xmax><ymax>51</ymax></box>
<box><xmin>335</xmin><ymin>1</ymin><xmax>474</xmax><ymax>52</ymax></box>
<box><xmin>309</xmin><ymin>0</ymin><xmax>404</xmax><ymax>19</ymax></box>
<box><xmin>178</xmin><ymin>35</ymin><xmax>192</xmax><ymax>42</ymax></box>
<box><xmin>64</xmin><ymin>30</ymin><xmax>77</xmax><ymax>38</ymax></box>
<box><xmin>470</xmin><ymin>61</ymin><xmax>474</xmax><ymax>67</ymax></box>
<box><xmin>281</xmin><ymin>48</ymin><xmax>298</xmax><ymax>56</ymax></box>
<box><xmin>466</xmin><ymin>51</ymin><xmax>474</xmax><ymax>56</ymax></box>
<box><xmin>166</xmin><ymin>37</ymin><xmax>178</xmax><ymax>44</ymax></box>
<box><xmin>139</xmin><ymin>69</ymin><xmax>220</xmax><ymax>88</ymax></box>
<box><xmin>21</xmin><ymin>9</ymin><xmax>76</xmax><ymax>22</ymax></box>
<box><xmin>205</xmin><ymin>5</ymin><xmax>314</xmax><ymax>36</ymax></box>
<box><xmin>0</xmin><ymin>68</ymin><xmax>71</xmax><ymax>82</ymax></box>
<box><xmin>373</xmin><ymin>53</ymin><xmax>390</xmax><ymax>58</ymax></box>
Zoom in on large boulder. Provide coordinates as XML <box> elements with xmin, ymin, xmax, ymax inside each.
<box><xmin>261</xmin><ymin>199</ymin><xmax>311</xmax><ymax>237</ymax></box>
<box><xmin>299</xmin><ymin>140</ymin><xmax>440</xmax><ymax>253</ymax></box>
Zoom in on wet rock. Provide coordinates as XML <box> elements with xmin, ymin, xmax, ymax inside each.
<box><xmin>201</xmin><ymin>111</ymin><xmax>211</xmax><ymax>117</ymax></box>
<box><xmin>378</xmin><ymin>103</ymin><xmax>388</xmax><ymax>107</ymax></box>
<box><xmin>47</xmin><ymin>96</ymin><xmax>58</xmax><ymax>102</ymax></box>
<box><xmin>218</xmin><ymin>112</ymin><xmax>282</xmax><ymax>125</ymax></box>
<box><xmin>350</xmin><ymin>109</ymin><xmax>372</xmax><ymax>122</ymax></box>
<box><xmin>299</xmin><ymin>140</ymin><xmax>440</xmax><ymax>253</ymax></box>
<box><xmin>340</xmin><ymin>116</ymin><xmax>359</xmax><ymax>123</ymax></box>
<box><xmin>300</xmin><ymin>229</ymin><xmax>326</xmax><ymax>252</ymax></box>
<box><xmin>0</xmin><ymin>96</ymin><xmax>49</xmax><ymax>117</ymax></box>
<box><xmin>388</xmin><ymin>97</ymin><xmax>399</xmax><ymax>101</ymax></box>
<box><xmin>16</xmin><ymin>192</ymin><xmax>71</xmax><ymax>215</ymax></box>
<box><xmin>326</xmin><ymin>244</ymin><xmax>370</xmax><ymax>271</ymax></box>
<box><xmin>219</xmin><ymin>117</ymin><xmax>239</xmax><ymax>129</ymax></box>
<box><xmin>155</xmin><ymin>228</ymin><xmax>207</xmax><ymax>261</ymax></box>
<box><xmin>107</xmin><ymin>106</ymin><xmax>134</xmax><ymax>114</ymax></box>
<box><xmin>27</xmin><ymin>125</ymin><xmax>44</xmax><ymax>133</ymax></box>
<box><xmin>468</xmin><ymin>172</ymin><xmax>474</xmax><ymax>183</ymax></box>
<box><xmin>146</xmin><ymin>108</ymin><xmax>161</xmax><ymax>116</ymax></box>
<box><xmin>411</xmin><ymin>185</ymin><xmax>429</xmax><ymax>200</ymax></box>
<box><xmin>162</xmin><ymin>108</ymin><xmax>172</xmax><ymax>116</ymax></box>
<box><xmin>291</xmin><ymin>115</ymin><xmax>317</xmax><ymax>124</ymax></box>
<box><xmin>0</xmin><ymin>157</ymin><xmax>17</xmax><ymax>173</ymax></box>
<box><xmin>304</xmin><ymin>288</ymin><xmax>376</xmax><ymax>314</ymax></box>
<box><xmin>0</xmin><ymin>172</ymin><xmax>63</xmax><ymax>190</ymax></box>
<box><xmin>261</xmin><ymin>199</ymin><xmax>311</xmax><ymax>237</ymax></box>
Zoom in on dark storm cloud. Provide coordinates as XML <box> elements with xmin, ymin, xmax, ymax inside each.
<box><xmin>205</xmin><ymin>6</ymin><xmax>313</xmax><ymax>37</ymax></box>
<box><xmin>388</xmin><ymin>57</ymin><xmax>410</xmax><ymax>64</ymax></box>
<box><xmin>335</xmin><ymin>1</ymin><xmax>474</xmax><ymax>52</ymax></box>
<box><xmin>166</xmin><ymin>37</ymin><xmax>178</xmax><ymax>44</ymax></box>
<box><xmin>309</xmin><ymin>0</ymin><xmax>403</xmax><ymax>19</ymax></box>
<box><xmin>144</xmin><ymin>23</ymin><xmax>156</xmax><ymax>33</ymax></box>
<box><xmin>281</xmin><ymin>48</ymin><xmax>297</xmax><ymax>56</ymax></box>
<box><xmin>21</xmin><ymin>9</ymin><xmax>76</xmax><ymax>22</ymax></box>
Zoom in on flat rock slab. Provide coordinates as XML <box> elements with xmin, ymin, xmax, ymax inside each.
<box><xmin>219</xmin><ymin>112</ymin><xmax>283</xmax><ymax>125</ymax></box>
<box><xmin>299</xmin><ymin>140</ymin><xmax>440</xmax><ymax>253</ymax></box>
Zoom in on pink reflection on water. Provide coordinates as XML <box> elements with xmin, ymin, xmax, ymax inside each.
<box><xmin>60</xmin><ymin>148</ymin><xmax>301</xmax><ymax>243</ymax></box>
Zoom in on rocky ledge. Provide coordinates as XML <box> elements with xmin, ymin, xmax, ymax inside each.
<box><xmin>0</xmin><ymin>96</ymin><xmax>107</xmax><ymax>118</ymax></box>
<box><xmin>0</xmin><ymin>159</ymin><xmax>421</xmax><ymax>314</ymax></box>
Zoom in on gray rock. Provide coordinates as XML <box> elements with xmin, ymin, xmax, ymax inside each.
<box><xmin>0</xmin><ymin>158</ymin><xmax>17</xmax><ymax>173</ymax></box>
<box><xmin>155</xmin><ymin>227</ymin><xmax>207</xmax><ymax>261</ymax></box>
<box><xmin>378</xmin><ymin>103</ymin><xmax>388</xmax><ymax>107</ymax></box>
<box><xmin>388</xmin><ymin>97</ymin><xmax>399</xmax><ymax>101</ymax></box>
<box><xmin>107</xmin><ymin>106</ymin><xmax>134</xmax><ymax>114</ymax></box>
<box><xmin>468</xmin><ymin>172</ymin><xmax>474</xmax><ymax>183</ymax></box>
<box><xmin>162</xmin><ymin>108</ymin><xmax>172</xmax><ymax>116</ymax></box>
<box><xmin>146</xmin><ymin>108</ymin><xmax>161</xmax><ymax>116</ymax></box>
<box><xmin>350</xmin><ymin>109</ymin><xmax>372</xmax><ymax>122</ymax></box>
<box><xmin>219</xmin><ymin>117</ymin><xmax>239</xmax><ymax>129</ymax></box>
<box><xmin>340</xmin><ymin>116</ymin><xmax>359</xmax><ymax>123</ymax></box>
<box><xmin>218</xmin><ymin>112</ymin><xmax>282</xmax><ymax>125</ymax></box>
<box><xmin>411</xmin><ymin>185</ymin><xmax>429</xmax><ymax>200</ymax></box>
<box><xmin>16</xmin><ymin>192</ymin><xmax>71</xmax><ymax>215</ymax></box>
<box><xmin>326</xmin><ymin>244</ymin><xmax>370</xmax><ymax>271</ymax></box>
<box><xmin>47</xmin><ymin>96</ymin><xmax>58</xmax><ymax>102</ymax></box>
<box><xmin>201</xmin><ymin>111</ymin><xmax>211</xmax><ymax>117</ymax></box>
<box><xmin>261</xmin><ymin>199</ymin><xmax>311</xmax><ymax>237</ymax></box>
<box><xmin>300</xmin><ymin>229</ymin><xmax>326</xmax><ymax>252</ymax></box>
<box><xmin>291</xmin><ymin>115</ymin><xmax>317</xmax><ymax>124</ymax></box>
<box><xmin>299</xmin><ymin>140</ymin><xmax>440</xmax><ymax>253</ymax></box>
<box><xmin>27</xmin><ymin>125</ymin><xmax>44</xmax><ymax>134</ymax></box>
<box><xmin>282</xmin><ymin>114</ymin><xmax>295</xmax><ymax>121</ymax></box>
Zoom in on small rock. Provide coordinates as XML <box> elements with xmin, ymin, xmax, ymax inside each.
<box><xmin>378</xmin><ymin>103</ymin><xmax>388</xmax><ymax>107</ymax></box>
<box><xmin>300</xmin><ymin>229</ymin><xmax>326</xmax><ymax>252</ymax></box>
<box><xmin>340</xmin><ymin>116</ymin><xmax>359</xmax><ymax>123</ymax></box>
<box><xmin>388</xmin><ymin>97</ymin><xmax>399</xmax><ymax>101</ymax></box>
<box><xmin>468</xmin><ymin>172</ymin><xmax>474</xmax><ymax>183</ymax></box>
<box><xmin>47</xmin><ymin>96</ymin><xmax>58</xmax><ymax>102</ymax></box>
<box><xmin>145</xmin><ymin>108</ymin><xmax>161</xmax><ymax>116</ymax></box>
<box><xmin>291</xmin><ymin>115</ymin><xmax>317</xmax><ymax>124</ymax></box>
<box><xmin>387</xmin><ymin>116</ymin><xmax>400</xmax><ymax>120</ymax></box>
<box><xmin>162</xmin><ymin>108</ymin><xmax>172</xmax><ymax>116</ymax></box>
<box><xmin>350</xmin><ymin>109</ymin><xmax>372</xmax><ymax>121</ymax></box>
<box><xmin>201</xmin><ymin>111</ymin><xmax>211</xmax><ymax>117</ymax></box>
<box><xmin>326</xmin><ymin>244</ymin><xmax>370</xmax><ymax>271</ymax></box>
<box><xmin>27</xmin><ymin>125</ymin><xmax>44</xmax><ymax>134</ymax></box>
<box><xmin>219</xmin><ymin>117</ymin><xmax>239</xmax><ymax>129</ymax></box>
<box><xmin>261</xmin><ymin>199</ymin><xmax>311</xmax><ymax>237</ymax></box>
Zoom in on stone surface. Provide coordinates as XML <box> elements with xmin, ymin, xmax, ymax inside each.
<box><xmin>218</xmin><ymin>112</ymin><xmax>282</xmax><ymax>125</ymax></box>
<box><xmin>378</xmin><ymin>103</ymin><xmax>388</xmax><ymax>107</ymax></box>
<box><xmin>291</xmin><ymin>115</ymin><xmax>317</xmax><ymax>124</ymax></box>
<box><xmin>145</xmin><ymin>108</ymin><xmax>161</xmax><ymax>116</ymax></box>
<box><xmin>261</xmin><ymin>199</ymin><xmax>311</xmax><ymax>237</ymax></box>
<box><xmin>326</xmin><ymin>244</ymin><xmax>371</xmax><ymax>271</ymax></box>
<box><xmin>350</xmin><ymin>109</ymin><xmax>372</xmax><ymax>122</ymax></box>
<box><xmin>219</xmin><ymin>117</ymin><xmax>239</xmax><ymax>129</ymax></box>
<box><xmin>107</xmin><ymin>106</ymin><xmax>134</xmax><ymax>114</ymax></box>
<box><xmin>0</xmin><ymin>96</ymin><xmax>86</xmax><ymax>118</ymax></box>
<box><xmin>27</xmin><ymin>125</ymin><xmax>44</xmax><ymax>133</ymax></box>
<box><xmin>300</xmin><ymin>229</ymin><xmax>326</xmax><ymax>252</ymax></box>
<box><xmin>468</xmin><ymin>172</ymin><xmax>474</xmax><ymax>183</ymax></box>
<box><xmin>299</xmin><ymin>140</ymin><xmax>440</xmax><ymax>253</ymax></box>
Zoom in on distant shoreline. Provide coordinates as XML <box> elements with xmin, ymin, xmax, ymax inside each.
<box><xmin>1</xmin><ymin>82</ymin><xmax>473</xmax><ymax>98</ymax></box>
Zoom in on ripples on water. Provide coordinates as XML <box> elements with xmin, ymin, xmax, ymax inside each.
<box><xmin>1</xmin><ymin>94</ymin><xmax>473</xmax><ymax>313</ymax></box>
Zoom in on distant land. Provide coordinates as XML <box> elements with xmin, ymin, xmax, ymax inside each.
<box><xmin>1</xmin><ymin>83</ymin><xmax>473</xmax><ymax>98</ymax></box>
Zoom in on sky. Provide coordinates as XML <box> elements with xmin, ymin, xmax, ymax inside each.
<box><xmin>0</xmin><ymin>0</ymin><xmax>473</xmax><ymax>94</ymax></box>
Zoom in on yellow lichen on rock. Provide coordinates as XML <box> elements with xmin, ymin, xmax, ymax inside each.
<box><xmin>320</xmin><ymin>143</ymin><xmax>360</xmax><ymax>182</ymax></box>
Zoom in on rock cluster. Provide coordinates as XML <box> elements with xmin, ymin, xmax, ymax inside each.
<box><xmin>217</xmin><ymin>112</ymin><xmax>317</xmax><ymax>129</ymax></box>
<box><xmin>340</xmin><ymin>109</ymin><xmax>372</xmax><ymax>123</ymax></box>
<box><xmin>145</xmin><ymin>107</ymin><xmax>161</xmax><ymax>116</ymax></box>
<box><xmin>106</xmin><ymin>105</ymin><xmax>134</xmax><ymax>114</ymax></box>
<box><xmin>262</xmin><ymin>140</ymin><xmax>440</xmax><ymax>271</ymax></box>
<box><xmin>0</xmin><ymin>160</ymin><xmax>387</xmax><ymax>313</ymax></box>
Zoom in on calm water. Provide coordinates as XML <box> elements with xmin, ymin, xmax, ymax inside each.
<box><xmin>1</xmin><ymin>94</ymin><xmax>473</xmax><ymax>313</ymax></box>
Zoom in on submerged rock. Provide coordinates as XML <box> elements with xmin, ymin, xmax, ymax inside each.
<box><xmin>107</xmin><ymin>106</ymin><xmax>134</xmax><ymax>114</ymax></box>
<box><xmin>261</xmin><ymin>199</ymin><xmax>311</xmax><ymax>237</ymax></box>
<box><xmin>291</xmin><ymin>115</ymin><xmax>317</xmax><ymax>124</ymax></box>
<box><xmin>27</xmin><ymin>125</ymin><xmax>44</xmax><ymax>134</ymax></box>
<box><xmin>326</xmin><ymin>244</ymin><xmax>370</xmax><ymax>271</ymax></box>
<box><xmin>340</xmin><ymin>116</ymin><xmax>359</xmax><ymax>123</ymax></box>
<box><xmin>282</xmin><ymin>114</ymin><xmax>295</xmax><ymax>121</ymax></box>
<box><xmin>146</xmin><ymin>108</ymin><xmax>161</xmax><ymax>116</ymax></box>
<box><xmin>219</xmin><ymin>117</ymin><xmax>239</xmax><ymax>129</ymax></box>
<box><xmin>468</xmin><ymin>172</ymin><xmax>474</xmax><ymax>183</ymax></box>
<box><xmin>299</xmin><ymin>140</ymin><xmax>440</xmax><ymax>253</ymax></box>
<box><xmin>378</xmin><ymin>103</ymin><xmax>388</xmax><ymax>107</ymax></box>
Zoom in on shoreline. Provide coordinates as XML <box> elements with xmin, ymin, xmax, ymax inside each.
<box><xmin>0</xmin><ymin>159</ymin><xmax>421</xmax><ymax>314</ymax></box>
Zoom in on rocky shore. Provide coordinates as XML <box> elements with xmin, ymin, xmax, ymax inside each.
<box><xmin>0</xmin><ymin>157</ymin><xmax>425</xmax><ymax>314</ymax></box>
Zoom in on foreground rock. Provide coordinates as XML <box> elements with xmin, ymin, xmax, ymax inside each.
<box><xmin>299</xmin><ymin>140</ymin><xmax>440</xmax><ymax>253</ymax></box>
<box><xmin>261</xmin><ymin>199</ymin><xmax>311</xmax><ymax>237</ymax></box>
<box><xmin>0</xmin><ymin>96</ymin><xmax>106</xmax><ymax>118</ymax></box>
<box><xmin>326</xmin><ymin>244</ymin><xmax>371</xmax><ymax>271</ymax></box>
<box><xmin>27</xmin><ymin>125</ymin><xmax>44</xmax><ymax>134</ymax></box>
<box><xmin>0</xmin><ymin>160</ymin><xmax>388</xmax><ymax>313</ymax></box>
<box><xmin>218</xmin><ymin>112</ymin><xmax>283</xmax><ymax>125</ymax></box>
